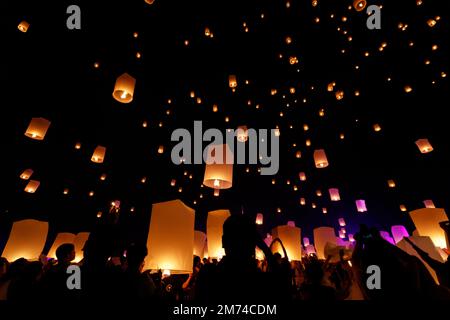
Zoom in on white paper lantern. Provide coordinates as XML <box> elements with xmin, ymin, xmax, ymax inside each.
<box><xmin>207</xmin><ymin>209</ymin><xmax>231</xmax><ymax>259</ymax></box>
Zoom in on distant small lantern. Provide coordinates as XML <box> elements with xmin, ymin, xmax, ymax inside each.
<box><xmin>158</xmin><ymin>145</ymin><xmax>164</xmax><ymax>154</ymax></box>
<box><xmin>75</xmin><ymin>142</ymin><xmax>82</xmax><ymax>150</ymax></box>
<box><xmin>25</xmin><ymin>180</ymin><xmax>40</xmax><ymax>193</ymax></box>
<box><xmin>274</xmin><ymin>128</ymin><xmax>281</xmax><ymax>137</ymax></box>
<box><xmin>348</xmin><ymin>234</ymin><xmax>355</xmax><ymax>242</ymax></box>
<box><xmin>170</xmin><ymin>179</ymin><xmax>176</xmax><ymax>187</ymax></box>
<box><xmin>214</xmin><ymin>189</ymin><xmax>220</xmax><ymax>197</ymax></box>
<box><xmin>306</xmin><ymin>139</ymin><xmax>311</xmax><ymax>147</ymax></box>
<box><xmin>311</xmin><ymin>203</ymin><xmax>317</xmax><ymax>209</ymax></box>
<box><xmin>327</xmin><ymin>83</ymin><xmax>335</xmax><ymax>92</ymax></box>
<box><xmin>356</xmin><ymin>199</ymin><xmax>367</xmax><ymax>212</ymax></box>
<box><xmin>236</xmin><ymin>126</ymin><xmax>249</xmax><ymax>142</ymax></box>
<box><xmin>25</xmin><ymin>118</ymin><xmax>51</xmax><ymax>140</ymax></box>
<box><xmin>400</xmin><ymin>205</ymin><xmax>407</xmax><ymax>212</ymax></box>
<box><xmin>228</xmin><ymin>75</ymin><xmax>237</xmax><ymax>88</ymax></box>
<box><xmin>329</xmin><ymin>188</ymin><xmax>341</xmax><ymax>201</ymax></box>
<box><xmin>353</xmin><ymin>0</ymin><xmax>367</xmax><ymax>12</ymax></box>
<box><xmin>335</xmin><ymin>90</ymin><xmax>344</xmax><ymax>100</ymax></box>
<box><xmin>287</xmin><ymin>221</ymin><xmax>295</xmax><ymax>227</ymax></box>
<box><xmin>300</xmin><ymin>198</ymin><xmax>306</xmax><ymax>206</ymax></box>
<box><xmin>18</xmin><ymin>21</ymin><xmax>30</xmax><ymax>32</ymax></box>
<box><xmin>299</xmin><ymin>172</ymin><xmax>306</xmax><ymax>181</ymax></box>
<box><xmin>339</xmin><ymin>230</ymin><xmax>346</xmax><ymax>239</ymax></box>
<box><xmin>322</xmin><ymin>208</ymin><xmax>328</xmax><ymax>214</ymax></box>
<box><xmin>20</xmin><ymin>169</ymin><xmax>33</xmax><ymax>180</ymax></box>
<box><xmin>373</xmin><ymin>123</ymin><xmax>382</xmax><ymax>132</ymax></box>
<box><xmin>415</xmin><ymin>139</ymin><xmax>433</xmax><ymax>153</ymax></box>
<box><xmin>314</xmin><ymin>149</ymin><xmax>329</xmax><ymax>168</ymax></box>
<box><xmin>91</xmin><ymin>146</ymin><xmax>106</xmax><ymax>163</ymax></box>
<box><xmin>97</xmin><ymin>211</ymin><xmax>103</xmax><ymax>218</ymax></box>
<box><xmin>112</xmin><ymin>73</ymin><xmax>136</xmax><ymax>103</ymax></box>
<box><xmin>388</xmin><ymin>180</ymin><xmax>396</xmax><ymax>188</ymax></box>
<box><xmin>100</xmin><ymin>173</ymin><xmax>107</xmax><ymax>181</ymax></box>
<box><xmin>295</xmin><ymin>151</ymin><xmax>302</xmax><ymax>158</ymax></box>
<box><xmin>145</xmin><ymin>0</ymin><xmax>156</xmax><ymax>5</ymax></box>
<box><xmin>63</xmin><ymin>188</ymin><xmax>69</xmax><ymax>195</ymax></box>
<box><xmin>303</xmin><ymin>237</ymin><xmax>310</xmax><ymax>246</ymax></box>
<box><xmin>338</xmin><ymin>218</ymin><xmax>346</xmax><ymax>227</ymax></box>
<box><xmin>256</xmin><ymin>213</ymin><xmax>263</xmax><ymax>225</ymax></box>
<box><xmin>423</xmin><ymin>200</ymin><xmax>435</xmax><ymax>208</ymax></box>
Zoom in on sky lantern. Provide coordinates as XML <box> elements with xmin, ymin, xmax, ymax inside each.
<box><xmin>305</xmin><ymin>245</ymin><xmax>316</xmax><ymax>256</ymax></box>
<box><xmin>391</xmin><ymin>225</ymin><xmax>410</xmax><ymax>244</ymax></box>
<box><xmin>203</xmin><ymin>144</ymin><xmax>233</xmax><ymax>189</ymax></box>
<box><xmin>380</xmin><ymin>231</ymin><xmax>395</xmax><ymax>245</ymax></box>
<box><xmin>158</xmin><ymin>145</ymin><xmax>164</xmax><ymax>154</ymax></box>
<box><xmin>400</xmin><ymin>204</ymin><xmax>408</xmax><ymax>212</ymax></box>
<box><xmin>409</xmin><ymin>208</ymin><xmax>449</xmax><ymax>248</ymax></box>
<box><xmin>228</xmin><ymin>75</ymin><xmax>237</xmax><ymax>88</ymax></box>
<box><xmin>145</xmin><ymin>0</ymin><xmax>156</xmax><ymax>5</ymax></box>
<box><xmin>193</xmin><ymin>231</ymin><xmax>207</xmax><ymax>258</ymax></box>
<box><xmin>373</xmin><ymin>123</ymin><xmax>382</xmax><ymax>132</ymax></box>
<box><xmin>18</xmin><ymin>21</ymin><xmax>30</xmax><ymax>32</ymax></box>
<box><xmin>356</xmin><ymin>199</ymin><xmax>367</xmax><ymax>212</ymax></box>
<box><xmin>207</xmin><ymin>209</ymin><xmax>231</xmax><ymax>259</ymax></box>
<box><xmin>47</xmin><ymin>232</ymin><xmax>89</xmax><ymax>263</ymax></box>
<box><xmin>287</xmin><ymin>221</ymin><xmax>295</xmax><ymax>227</ymax></box>
<box><xmin>91</xmin><ymin>145</ymin><xmax>106</xmax><ymax>163</ymax></box>
<box><xmin>25</xmin><ymin>180</ymin><xmax>40</xmax><ymax>193</ymax></box>
<box><xmin>388</xmin><ymin>179</ymin><xmax>396</xmax><ymax>188</ymax></box>
<box><xmin>112</xmin><ymin>73</ymin><xmax>136</xmax><ymax>103</ymax></box>
<box><xmin>423</xmin><ymin>199</ymin><xmax>435</xmax><ymax>208</ymax></box>
<box><xmin>300</xmin><ymin>198</ymin><xmax>306</xmax><ymax>206</ymax></box>
<box><xmin>313</xmin><ymin>227</ymin><xmax>337</xmax><ymax>260</ymax></box>
<box><xmin>145</xmin><ymin>200</ymin><xmax>195</xmax><ymax>273</ymax></box>
<box><xmin>303</xmin><ymin>237</ymin><xmax>310</xmax><ymax>246</ymax></box>
<box><xmin>339</xmin><ymin>230</ymin><xmax>346</xmax><ymax>239</ymax></box>
<box><xmin>256</xmin><ymin>213</ymin><xmax>263</xmax><ymax>225</ymax></box>
<box><xmin>314</xmin><ymin>149</ymin><xmax>329</xmax><ymax>168</ymax></box>
<box><xmin>25</xmin><ymin>118</ymin><xmax>51</xmax><ymax>140</ymax></box>
<box><xmin>236</xmin><ymin>125</ymin><xmax>249</xmax><ymax>142</ymax></box>
<box><xmin>20</xmin><ymin>169</ymin><xmax>33</xmax><ymax>180</ymax></box>
<box><xmin>335</xmin><ymin>90</ymin><xmax>344</xmax><ymax>100</ymax></box>
<box><xmin>329</xmin><ymin>188</ymin><xmax>341</xmax><ymax>201</ymax></box>
<box><xmin>1</xmin><ymin>219</ymin><xmax>49</xmax><ymax>261</ymax></box>
<box><xmin>299</xmin><ymin>172</ymin><xmax>306</xmax><ymax>181</ymax></box>
<box><xmin>338</xmin><ymin>218</ymin><xmax>346</xmax><ymax>227</ymax></box>
<box><xmin>353</xmin><ymin>0</ymin><xmax>367</xmax><ymax>11</ymax></box>
<box><xmin>415</xmin><ymin>139</ymin><xmax>433</xmax><ymax>153</ymax></box>
<box><xmin>272</xmin><ymin>225</ymin><xmax>302</xmax><ymax>261</ymax></box>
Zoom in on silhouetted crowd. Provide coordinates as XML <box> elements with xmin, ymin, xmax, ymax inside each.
<box><xmin>1</xmin><ymin>215</ymin><xmax>450</xmax><ymax>302</ymax></box>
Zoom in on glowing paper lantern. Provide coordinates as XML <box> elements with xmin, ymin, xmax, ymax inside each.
<box><xmin>255</xmin><ymin>247</ymin><xmax>265</xmax><ymax>260</ymax></box>
<box><xmin>264</xmin><ymin>233</ymin><xmax>273</xmax><ymax>247</ymax></box>
<box><xmin>409</xmin><ymin>208</ymin><xmax>449</xmax><ymax>248</ymax></box>
<box><xmin>379</xmin><ymin>231</ymin><xmax>395</xmax><ymax>245</ymax></box>
<box><xmin>203</xmin><ymin>144</ymin><xmax>233</xmax><ymax>189</ymax></box>
<box><xmin>24</xmin><ymin>118</ymin><xmax>51</xmax><ymax>140</ymax></box>
<box><xmin>112</xmin><ymin>73</ymin><xmax>136</xmax><ymax>103</ymax></box>
<box><xmin>25</xmin><ymin>180</ymin><xmax>40</xmax><ymax>193</ymax></box>
<box><xmin>388</xmin><ymin>180</ymin><xmax>396</xmax><ymax>188</ymax></box>
<box><xmin>329</xmin><ymin>188</ymin><xmax>341</xmax><ymax>201</ymax></box>
<box><xmin>423</xmin><ymin>200</ymin><xmax>435</xmax><ymax>208</ymax></box>
<box><xmin>335</xmin><ymin>90</ymin><xmax>344</xmax><ymax>100</ymax></box>
<box><xmin>338</xmin><ymin>218</ymin><xmax>346</xmax><ymax>227</ymax></box>
<box><xmin>18</xmin><ymin>21</ymin><xmax>30</xmax><ymax>32</ymax></box>
<box><xmin>236</xmin><ymin>126</ymin><xmax>248</xmax><ymax>142</ymax></box>
<box><xmin>391</xmin><ymin>225</ymin><xmax>409</xmax><ymax>244</ymax></box>
<box><xmin>20</xmin><ymin>169</ymin><xmax>33</xmax><ymax>180</ymax></box>
<box><xmin>299</xmin><ymin>172</ymin><xmax>306</xmax><ymax>181</ymax></box>
<box><xmin>272</xmin><ymin>225</ymin><xmax>302</xmax><ymax>261</ymax></box>
<box><xmin>256</xmin><ymin>213</ymin><xmax>263</xmax><ymax>225</ymax></box>
<box><xmin>305</xmin><ymin>245</ymin><xmax>316</xmax><ymax>256</ymax></box>
<box><xmin>145</xmin><ymin>0</ymin><xmax>156</xmax><ymax>4</ymax></box>
<box><xmin>91</xmin><ymin>146</ymin><xmax>106</xmax><ymax>163</ymax></box>
<box><xmin>314</xmin><ymin>149</ymin><xmax>329</xmax><ymax>168</ymax></box>
<box><xmin>303</xmin><ymin>237</ymin><xmax>310</xmax><ymax>247</ymax></box>
<box><xmin>415</xmin><ymin>139</ymin><xmax>433</xmax><ymax>153</ymax></box>
<box><xmin>287</xmin><ymin>221</ymin><xmax>295</xmax><ymax>227</ymax></box>
<box><xmin>300</xmin><ymin>198</ymin><xmax>306</xmax><ymax>206</ymax></box>
<box><xmin>1</xmin><ymin>219</ymin><xmax>48</xmax><ymax>261</ymax></box>
<box><xmin>145</xmin><ymin>200</ymin><xmax>195</xmax><ymax>273</ymax></box>
<box><xmin>313</xmin><ymin>227</ymin><xmax>337</xmax><ymax>260</ymax></box>
<box><xmin>207</xmin><ymin>209</ymin><xmax>231</xmax><ymax>259</ymax></box>
<box><xmin>355</xmin><ymin>199</ymin><xmax>367</xmax><ymax>213</ymax></box>
<box><xmin>348</xmin><ymin>234</ymin><xmax>355</xmax><ymax>242</ymax></box>
<box><xmin>400</xmin><ymin>205</ymin><xmax>407</xmax><ymax>212</ymax></box>
<box><xmin>353</xmin><ymin>0</ymin><xmax>367</xmax><ymax>12</ymax></box>
<box><xmin>47</xmin><ymin>232</ymin><xmax>89</xmax><ymax>263</ymax></box>
<box><xmin>373</xmin><ymin>123</ymin><xmax>382</xmax><ymax>132</ymax></box>
<box><xmin>193</xmin><ymin>231</ymin><xmax>207</xmax><ymax>258</ymax></box>
<box><xmin>228</xmin><ymin>75</ymin><xmax>237</xmax><ymax>88</ymax></box>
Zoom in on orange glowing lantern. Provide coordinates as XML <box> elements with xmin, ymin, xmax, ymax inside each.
<box><xmin>91</xmin><ymin>146</ymin><xmax>106</xmax><ymax>163</ymax></box>
<box><xmin>47</xmin><ymin>232</ymin><xmax>89</xmax><ymax>263</ymax></box>
<box><xmin>272</xmin><ymin>225</ymin><xmax>302</xmax><ymax>261</ymax></box>
<box><xmin>329</xmin><ymin>188</ymin><xmax>341</xmax><ymax>201</ymax></box>
<box><xmin>25</xmin><ymin>118</ymin><xmax>51</xmax><ymax>140</ymax></box>
<box><xmin>256</xmin><ymin>213</ymin><xmax>263</xmax><ymax>225</ymax></box>
<box><xmin>207</xmin><ymin>209</ymin><xmax>231</xmax><ymax>259</ymax></box>
<box><xmin>236</xmin><ymin>126</ymin><xmax>249</xmax><ymax>142</ymax></box>
<box><xmin>415</xmin><ymin>139</ymin><xmax>433</xmax><ymax>153</ymax></box>
<box><xmin>409</xmin><ymin>208</ymin><xmax>449</xmax><ymax>248</ymax></box>
<box><xmin>20</xmin><ymin>169</ymin><xmax>33</xmax><ymax>180</ymax></box>
<box><xmin>228</xmin><ymin>75</ymin><xmax>237</xmax><ymax>88</ymax></box>
<box><xmin>112</xmin><ymin>73</ymin><xmax>136</xmax><ymax>103</ymax></box>
<box><xmin>314</xmin><ymin>149</ymin><xmax>329</xmax><ymax>168</ymax></box>
<box><xmin>423</xmin><ymin>200</ymin><xmax>435</xmax><ymax>208</ymax></box>
<box><xmin>18</xmin><ymin>21</ymin><xmax>30</xmax><ymax>32</ymax></box>
<box><xmin>299</xmin><ymin>172</ymin><xmax>306</xmax><ymax>181</ymax></box>
<box><xmin>25</xmin><ymin>180</ymin><xmax>40</xmax><ymax>193</ymax></box>
<box><xmin>388</xmin><ymin>180</ymin><xmax>396</xmax><ymax>188</ymax></box>
<box><xmin>203</xmin><ymin>144</ymin><xmax>233</xmax><ymax>189</ymax></box>
<box><xmin>313</xmin><ymin>227</ymin><xmax>337</xmax><ymax>260</ymax></box>
<box><xmin>193</xmin><ymin>231</ymin><xmax>207</xmax><ymax>258</ymax></box>
<box><xmin>353</xmin><ymin>0</ymin><xmax>367</xmax><ymax>11</ymax></box>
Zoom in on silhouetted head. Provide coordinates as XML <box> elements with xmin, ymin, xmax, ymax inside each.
<box><xmin>222</xmin><ymin>215</ymin><xmax>257</xmax><ymax>261</ymax></box>
<box><xmin>0</xmin><ymin>257</ymin><xmax>9</xmax><ymax>277</ymax></box>
<box><xmin>56</xmin><ymin>243</ymin><xmax>76</xmax><ymax>264</ymax></box>
<box><xmin>126</xmin><ymin>243</ymin><xmax>148</xmax><ymax>272</ymax></box>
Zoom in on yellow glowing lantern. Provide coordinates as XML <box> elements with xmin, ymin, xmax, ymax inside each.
<box><xmin>409</xmin><ymin>208</ymin><xmax>449</xmax><ymax>248</ymax></box>
<box><xmin>388</xmin><ymin>180</ymin><xmax>396</xmax><ymax>188</ymax></box>
<box><xmin>423</xmin><ymin>200</ymin><xmax>435</xmax><ymax>208</ymax></box>
<box><xmin>237</xmin><ymin>126</ymin><xmax>249</xmax><ymax>142</ymax></box>
<box><xmin>313</xmin><ymin>227</ymin><xmax>337</xmax><ymax>260</ymax></box>
<box><xmin>100</xmin><ymin>173</ymin><xmax>107</xmax><ymax>181</ymax></box>
<box><xmin>314</xmin><ymin>149</ymin><xmax>329</xmax><ymax>168</ymax></box>
<box><xmin>91</xmin><ymin>146</ymin><xmax>106</xmax><ymax>163</ymax></box>
<box><xmin>1</xmin><ymin>219</ymin><xmax>49</xmax><ymax>261</ymax></box>
<box><xmin>327</xmin><ymin>82</ymin><xmax>335</xmax><ymax>92</ymax></box>
<box><xmin>272</xmin><ymin>225</ymin><xmax>302</xmax><ymax>261</ymax></box>
<box><xmin>18</xmin><ymin>21</ymin><xmax>30</xmax><ymax>32</ymax></box>
<box><xmin>404</xmin><ymin>85</ymin><xmax>413</xmax><ymax>93</ymax></box>
<box><xmin>271</xmin><ymin>89</ymin><xmax>277</xmax><ymax>95</ymax></box>
<box><xmin>193</xmin><ymin>231</ymin><xmax>207</xmax><ymax>258</ymax></box>
<box><xmin>256</xmin><ymin>213</ymin><xmax>263</xmax><ymax>225</ymax></box>
<box><xmin>25</xmin><ymin>180</ymin><xmax>40</xmax><ymax>193</ymax></box>
<box><xmin>112</xmin><ymin>73</ymin><xmax>136</xmax><ymax>103</ymax></box>
<box><xmin>158</xmin><ymin>145</ymin><xmax>164</xmax><ymax>154</ymax></box>
<box><xmin>353</xmin><ymin>0</ymin><xmax>367</xmax><ymax>11</ymax></box>
<box><xmin>285</xmin><ymin>36</ymin><xmax>292</xmax><ymax>44</ymax></box>
<box><xmin>338</xmin><ymin>218</ymin><xmax>346</xmax><ymax>227</ymax></box>
<box><xmin>203</xmin><ymin>144</ymin><xmax>233</xmax><ymax>189</ymax></box>
<box><xmin>212</xmin><ymin>104</ymin><xmax>219</xmax><ymax>112</ymax></box>
<box><xmin>322</xmin><ymin>208</ymin><xmax>328</xmax><ymax>214</ymax></box>
<box><xmin>214</xmin><ymin>189</ymin><xmax>220</xmax><ymax>197</ymax></box>
<box><xmin>335</xmin><ymin>90</ymin><xmax>344</xmax><ymax>100</ymax></box>
<box><xmin>207</xmin><ymin>209</ymin><xmax>231</xmax><ymax>259</ymax></box>
<box><xmin>427</xmin><ymin>19</ymin><xmax>436</xmax><ymax>27</ymax></box>
<box><xmin>145</xmin><ymin>0</ymin><xmax>156</xmax><ymax>5</ymax></box>
<box><xmin>63</xmin><ymin>188</ymin><xmax>69</xmax><ymax>195</ymax></box>
<box><xmin>228</xmin><ymin>75</ymin><xmax>237</xmax><ymax>88</ymax></box>
<box><xmin>170</xmin><ymin>179</ymin><xmax>176</xmax><ymax>187</ymax></box>
<box><xmin>274</xmin><ymin>128</ymin><xmax>280</xmax><ymax>137</ymax></box>
<box><xmin>47</xmin><ymin>232</ymin><xmax>89</xmax><ymax>263</ymax></box>
<box><xmin>329</xmin><ymin>188</ymin><xmax>341</xmax><ymax>201</ymax></box>
<box><xmin>306</xmin><ymin>139</ymin><xmax>311</xmax><ymax>147</ymax></box>
<box><xmin>415</xmin><ymin>139</ymin><xmax>433</xmax><ymax>153</ymax></box>
<box><xmin>299</xmin><ymin>172</ymin><xmax>306</xmax><ymax>181</ymax></box>
<box><xmin>373</xmin><ymin>123</ymin><xmax>382</xmax><ymax>132</ymax></box>
<box><xmin>20</xmin><ymin>169</ymin><xmax>33</xmax><ymax>180</ymax></box>
<box><xmin>400</xmin><ymin>205</ymin><xmax>407</xmax><ymax>212</ymax></box>
<box><xmin>316</xmin><ymin>190</ymin><xmax>322</xmax><ymax>197</ymax></box>
<box><xmin>75</xmin><ymin>142</ymin><xmax>81</xmax><ymax>149</ymax></box>
<box><xmin>295</xmin><ymin>151</ymin><xmax>302</xmax><ymax>159</ymax></box>
<box><xmin>25</xmin><ymin>118</ymin><xmax>51</xmax><ymax>140</ymax></box>
<box><xmin>300</xmin><ymin>198</ymin><xmax>306</xmax><ymax>206</ymax></box>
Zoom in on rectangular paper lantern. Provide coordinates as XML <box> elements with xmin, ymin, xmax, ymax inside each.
<box><xmin>329</xmin><ymin>188</ymin><xmax>341</xmax><ymax>201</ymax></box>
<box><xmin>207</xmin><ymin>209</ymin><xmax>231</xmax><ymax>259</ymax></box>
<box><xmin>391</xmin><ymin>225</ymin><xmax>409</xmax><ymax>244</ymax></box>
<box><xmin>272</xmin><ymin>225</ymin><xmax>302</xmax><ymax>261</ymax></box>
<box><xmin>423</xmin><ymin>200</ymin><xmax>435</xmax><ymax>208</ymax></box>
<box><xmin>203</xmin><ymin>144</ymin><xmax>234</xmax><ymax>189</ymax></box>
<box><xmin>145</xmin><ymin>200</ymin><xmax>195</xmax><ymax>273</ymax></box>
<box><xmin>313</xmin><ymin>227</ymin><xmax>337</xmax><ymax>260</ymax></box>
<box><xmin>379</xmin><ymin>231</ymin><xmax>395</xmax><ymax>245</ymax></box>
<box><xmin>355</xmin><ymin>199</ymin><xmax>367</xmax><ymax>212</ymax></box>
<box><xmin>409</xmin><ymin>208</ymin><xmax>449</xmax><ymax>249</ymax></box>
<box><xmin>47</xmin><ymin>232</ymin><xmax>90</xmax><ymax>263</ymax></box>
<box><xmin>1</xmin><ymin>219</ymin><xmax>49</xmax><ymax>262</ymax></box>
<box><xmin>193</xmin><ymin>231</ymin><xmax>207</xmax><ymax>258</ymax></box>
<box><xmin>25</xmin><ymin>118</ymin><xmax>51</xmax><ymax>140</ymax></box>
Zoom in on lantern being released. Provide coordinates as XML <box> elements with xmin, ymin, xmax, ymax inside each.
<box><xmin>272</xmin><ymin>225</ymin><xmax>302</xmax><ymax>261</ymax></box>
<box><xmin>18</xmin><ymin>21</ymin><xmax>30</xmax><ymax>32</ymax></box>
<box><xmin>91</xmin><ymin>146</ymin><xmax>106</xmax><ymax>163</ymax></box>
<box><xmin>314</xmin><ymin>149</ymin><xmax>329</xmax><ymax>168</ymax></box>
<box><xmin>409</xmin><ymin>208</ymin><xmax>449</xmax><ymax>249</ymax></box>
<box><xmin>193</xmin><ymin>231</ymin><xmax>207</xmax><ymax>258</ymax></box>
<box><xmin>256</xmin><ymin>213</ymin><xmax>263</xmax><ymax>225</ymax></box>
<box><xmin>47</xmin><ymin>232</ymin><xmax>90</xmax><ymax>263</ymax></box>
<box><xmin>1</xmin><ymin>219</ymin><xmax>49</xmax><ymax>261</ymax></box>
<box><xmin>113</xmin><ymin>73</ymin><xmax>136</xmax><ymax>103</ymax></box>
<box><xmin>415</xmin><ymin>139</ymin><xmax>433</xmax><ymax>153</ymax></box>
<box><xmin>313</xmin><ymin>227</ymin><xmax>337</xmax><ymax>260</ymax></box>
<box><xmin>207</xmin><ymin>209</ymin><xmax>231</xmax><ymax>259</ymax></box>
<box><xmin>203</xmin><ymin>144</ymin><xmax>233</xmax><ymax>189</ymax></box>
<box><xmin>329</xmin><ymin>188</ymin><xmax>341</xmax><ymax>201</ymax></box>
<box><xmin>145</xmin><ymin>200</ymin><xmax>195</xmax><ymax>273</ymax></box>
<box><xmin>356</xmin><ymin>199</ymin><xmax>367</xmax><ymax>212</ymax></box>
<box><xmin>20</xmin><ymin>169</ymin><xmax>34</xmax><ymax>180</ymax></box>
<box><xmin>25</xmin><ymin>118</ymin><xmax>51</xmax><ymax>140</ymax></box>
<box><xmin>25</xmin><ymin>180</ymin><xmax>40</xmax><ymax>193</ymax></box>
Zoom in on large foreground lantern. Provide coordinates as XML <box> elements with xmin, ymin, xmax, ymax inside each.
<box><xmin>272</xmin><ymin>225</ymin><xmax>302</xmax><ymax>261</ymax></box>
<box><xmin>47</xmin><ymin>232</ymin><xmax>90</xmax><ymax>263</ymax></box>
<box><xmin>193</xmin><ymin>231</ymin><xmax>207</xmax><ymax>258</ymax></box>
<box><xmin>145</xmin><ymin>200</ymin><xmax>195</xmax><ymax>273</ymax></box>
<box><xmin>25</xmin><ymin>118</ymin><xmax>51</xmax><ymax>140</ymax></box>
<box><xmin>313</xmin><ymin>227</ymin><xmax>337</xmax><ymax>260</ymax></box>
<box><xmin>113</xmin><ymin>73</ymin><xmax>136</xmax><ymax>103</ymax></box>
<box><xmin>356</xmin><ymin>199</ymin><xmax>367</xmax><ymax>212</ymax></box>
<box><xmin>329</xmin><ymin>188</ymin><xmax>341</xmax><ymax>201</ymax></box>
<box><xmin>25</xmin><ymin>180</ymin><xmax>40</xmax><ymax>193</ymax></box>
<box><xmin>203</xmin><ymin>144</ymin><xmax>233</xmax><ymax>189</ymax></box>
<box><xmin>409</xmin><ymin>208</ymin><xmax>449</xmax><ymax>249</ymax></box>
<box><xmin>391</xmin><ymin>225</ymin><xmax>409</xmax><ymax>244</ymax></box>
<box><xmin>236</xmin><ymin>126</ymin><xmax>249</xmax><ymax>142</ymax></box>
<box><xmin>415</xmin><ymin>139</ymin><xmax>433</xmax><ymax>153</ymax></box>
<box><xmin>91</xmin><ymin>145</ymin><xmax>106</xmax><ymax>163</ymax></box>
<box><xmin>314</xmin><ymin>149</ymin><xmax>329</xmax><ymax>168</ymax></box>
<box><xmin>1</xmin><ymin>219</ymin><xmax>49</xmax><ymax>261</ymax></box>
<box><xmin>207</xmin><ymin>209</ymin><xmax>231</xmax><ymax>259</ymax></box>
